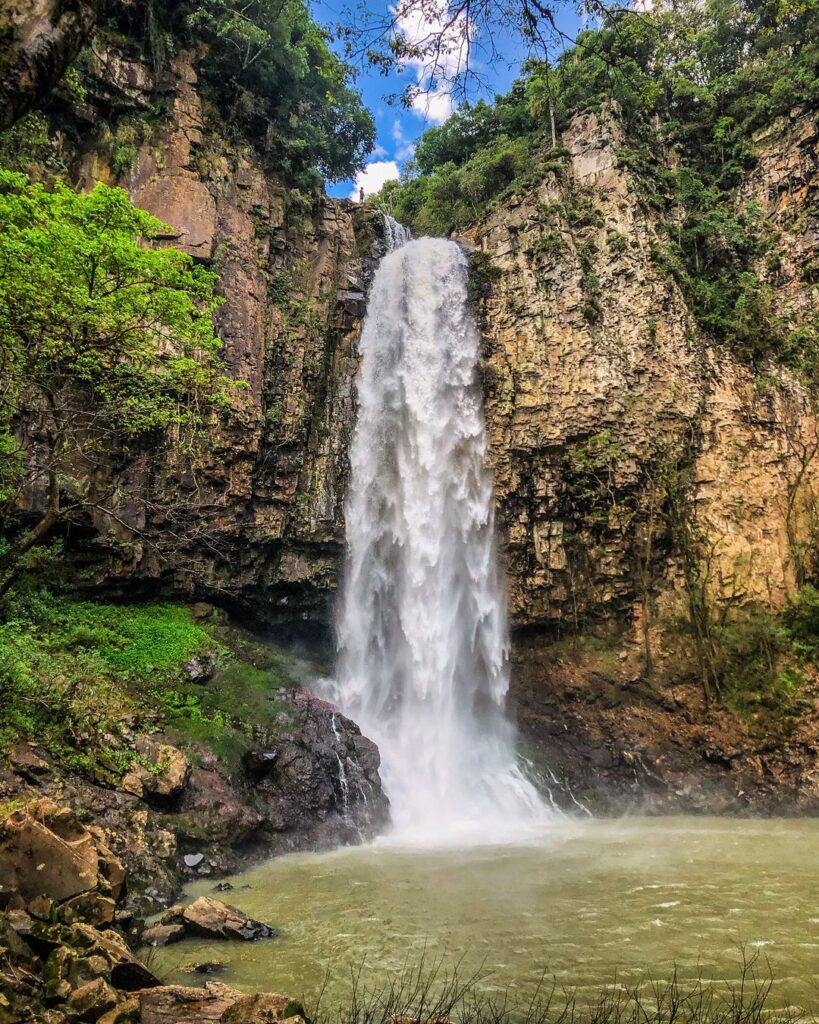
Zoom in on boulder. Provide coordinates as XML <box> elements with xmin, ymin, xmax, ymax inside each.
<box><xmin>67</xmin><ymin>924</ymin><xmax>159</xmax><ymax>991</ymax></box>
<box><xmin>0</xmin><ymin>805</ymin><xmax>100</xmax><ymax>903</ymax></box>
<box><xmin>122</xmin><ymin>739</ymin><xmax>190</xmax><ymax>801</ymax></box>
<box><xmin>97</xmin><ymin>1001</ymin><xmax>139</xmax><ymax>1024</ymax></box>
<box><xmin>183</xmin><ymin>652</ymin><xmax>218</xmax><ymax>684</ymax></box>
<box><xmin>91</xmin><ymin>838</ymin><xmax>126</xmax><ymax>902</ymax></box>
<box><xmin>181</xmin><ymin>897</ymin><xmax>276</xmax><ymax>941</ymax></box>
<box><xmin>57</xmin><ymin>895</ymin><xmax>116</xmax><ymax>928</ymax></box>
<box><xmin>0</xmin><ymin>913</ymin><xmax>37</xmax><ymax>961</ymax></box>
<box><xmin>141</xmin><ymin>924</ymin><xmax>185</xmax><ymax>947</ymax></box>
<box><xmin>42</xmin><ymin>946</ymin><xmax>75</xmax><ymax>1003</ymax></box>
<box><xmin>28</xmin><ymin>895</ymin><xmax>55</xmax><ymax>921</ymax></box>
<box><xmin>138</xmin><ymin>982</ymin><xmax>243</xmax><ymax>1024</ymax></box>
<box><xmin>65</xmin><ymin>978</ymin><xmax>118</xmax><ymax>1021</ymax></box>
<box><xmin>8</xmin><ymin>743</ymin><xmax>50</xmax><ymax>779</ymax></box>
<box><xmin>222</xmin><ymin>994</ymin><xmax>306</xmax><ymax>1024</ymax></box>
<box><xmin>0</xmin><ymin>802</ymin><xmax>125</xmax><ymax>917</ymax></box>
<box><xmin>176</xmin><ymin>768</ymin><xmax>263</xmax><ymax>849</ymax></box>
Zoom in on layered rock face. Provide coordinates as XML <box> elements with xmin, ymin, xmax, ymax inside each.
<box><xmin>52</xmin><ymin>52</ymin><xmax>818</xmax><ymax>645</ymax></box>
<box><xmin>459</xmin><ymin>107</ymin><xmax>819</xmax><ymax>811</ymax></box>
<box><xmin>36</xmin><ymin>44</ymin><xmax>384</xmax><ymax>624</ymax></box>
<box><xmin>12</xmin><ymin>30</ymin><xmax>819</xmax><ymax>808</ymax></box>
<box><xmin>464</xmin><ymin>108</ymin><xmax>819</xmax><ymax>633</ymax></box>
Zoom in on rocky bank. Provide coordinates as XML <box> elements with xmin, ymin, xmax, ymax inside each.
<box><xmin>0</xmin><ymin>798</ymin><xmax>315</xmax><ymax>1023</ymax></box>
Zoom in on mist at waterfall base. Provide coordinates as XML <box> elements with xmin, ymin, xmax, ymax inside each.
<box><xmin>325</xmin><ymin>228</ymin><xmax>547</xmax><ymax>846</ymax></box>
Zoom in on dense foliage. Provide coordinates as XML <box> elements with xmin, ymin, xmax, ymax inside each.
<box><xmin>0</xmin><ymin>170</ymin><xmax>231</xmax><ymax>584</ymax></box>
<box><xmin>376</xmin><ymin>0</ymin><xmax>818</xmax><ymax>370</ymax></box>
<box><xmin>0</xmin><ymin>584</ymin><xmax>297</xmax><ymax>773</ymax></box>
<box><xmin>111</xmin><ymin>0</ymin><xmax>375</xmax><ymax>187</ymax></box>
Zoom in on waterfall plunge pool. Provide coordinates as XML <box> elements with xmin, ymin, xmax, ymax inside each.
<box><xmin>151</xmin><ymin>816</ymin><xmax>819</xmax><ymax>1010</ymax></box>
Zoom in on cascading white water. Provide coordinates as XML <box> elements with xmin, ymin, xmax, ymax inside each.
<box><xmin>332</xmin><ymin>220</ymin><xmax>547</xmax><ymax>845</ymax></box>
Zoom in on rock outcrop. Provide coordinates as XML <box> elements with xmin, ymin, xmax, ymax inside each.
<box><xmin>0</xmin><ymin>692</ymin><xmax>387</xmax><ymax>916</ymax></box>
<box><xmin>28</xmin><ymin>41</ymin><xmax>818</xmax><ymax>646</ymax></box>
<box><xmin>12</xmin><ymin>41</ymin><xmax>385</xmax><ymax>627</ymax></box>
<box><xmin>463</xmin><ymin>107</ymin><xmax>819</xmax><ymax>633</ymax></box>
<box><xmin>0</xmin><ymin>0</ymin><xmax>101</xmax><ymax>129</ymax></box>
<box><xmin>0</xmin><ymin>801</ymin><xmax>306</xmax><ymax>1023</ymax></box>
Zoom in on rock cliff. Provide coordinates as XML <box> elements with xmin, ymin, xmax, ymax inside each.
<box><xmin>9</xmin><ymin>29</ymin><xmax>819</xmax><ymax>809</ymax></box>
<box><xmin>465</xmin><ymin>107</ymin><xmax>819</xmax><ymax>633</ymax></box>
<box><xmin>23</xmin><ymin>43</ymin><xmax>384</xmax><ymax>625</ymax></box>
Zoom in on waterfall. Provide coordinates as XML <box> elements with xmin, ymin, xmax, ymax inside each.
<box><xmin>382</xmin><ymin>214</ymin><xmax>411</xmax><ymax>251</ymax></box>
<box><xmin>332</xmin><ymin>223</ymin><xmax>547</xmax><ymax>845</ymax></box>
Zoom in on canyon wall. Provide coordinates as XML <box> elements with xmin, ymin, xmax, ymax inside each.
<box><xmin>466</xmin><ymin>107</ymin><xmax>819</xmax><ymax>634</ymax></box>
<box><xmin>43</xmin><ymin>49</ymin><xmax>818</xmax><ymax>653</ymax></box>
<box><xmin>11</xmin><ymin>34</ymin><xmax>819</xmax><ymax>808</ymax></box>
<box><xmin>28</xmin><ymin>45</ymin><xmax>382</xmax><ymax>623</ymax></box>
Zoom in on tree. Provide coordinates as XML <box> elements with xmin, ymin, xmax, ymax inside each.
<box><xmin>184</xmin><ymin>0</ymin><xmax>376</xmax><ymax>183</ymax></box>
<box><xmin>0</xmin><ymin>169</ymin><xmax>233</xmax><ymax>591</ymax></box>
<box><xmin>339</xmin><ymin>0</ymin><xmax>632</xmax><ymax>110</ymax></box>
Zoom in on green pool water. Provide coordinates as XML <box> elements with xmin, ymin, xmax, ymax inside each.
<box><xmin>151</xmin><ymin>817</ymin><xmax>819</xmax><ymax>1012</ymax></box>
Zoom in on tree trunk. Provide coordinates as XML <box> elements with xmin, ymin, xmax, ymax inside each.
<box><xmin>0</xmin><ymin>468</ymin><xmax>60</xmax><ymax>579</ymax></box>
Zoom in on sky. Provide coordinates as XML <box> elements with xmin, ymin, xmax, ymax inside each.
<box><xmin>313</xmin><ymin>0</ymin><xmax>582</xmax><ymax>200</ymax></box>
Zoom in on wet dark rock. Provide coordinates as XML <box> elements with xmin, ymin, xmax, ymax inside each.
<box><xmin>191</xmin><ymin>961</ymin><xmax>228</xmax><ymax>975</ymax></box>
<box><xmin>241</xmin><ymin>749</ymin><xmax>278</xmax><ymax>779</ymax></box>
<box><xmin>184</xmin><ymin>652</ymin><xmax>218</xmax><ymax>684</ymax></box>
<box><xmin>247</xmin><ymin>690</ymin><xmax>389</xmax><ymax>855</ymax></box>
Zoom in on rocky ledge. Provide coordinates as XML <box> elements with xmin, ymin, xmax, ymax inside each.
<box><xmin>0</xmin><ymin>689</ymin><xmax>389</xmax><ymax>920</ymax></box>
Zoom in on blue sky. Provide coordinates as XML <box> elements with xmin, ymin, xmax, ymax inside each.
<box><xmin>314</xmin><ymin>0</ymin><xmax>582</xmax><ymax>199</ymax></box>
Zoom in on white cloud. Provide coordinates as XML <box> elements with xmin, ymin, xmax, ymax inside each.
<box><xmin>350</xmin><ymin>160</ymin><xmax>401</xmax><ymax>200</ymax></box>
<box><xmin>392</xmin><ymin>120</ymin><xmax>417</xmax><ymax>160</ymax></box>
<box><xmin>392</xmin><ymin>0</ymin><xmax>471</xmax><ymax>124</ymax></box>
<box><xmin>410</xmin><ymin>88</ymin><xmax>455</xmax><ymax>125</ymax></box>
<box><xmin>371</xmin><ymin>143</ymin><xmax>388</xmax><ymax>158</ymax></box>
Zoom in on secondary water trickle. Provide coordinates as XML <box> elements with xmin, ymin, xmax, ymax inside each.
<box><xmin>330</xmin><ymin>219</ymin><xmax>547</xmax><ymax>845</ymax></box>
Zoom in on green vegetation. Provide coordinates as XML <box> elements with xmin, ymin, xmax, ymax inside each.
<box><xmin>662</xmin><ymin>584</ymin><xmax>819</xmax><ymax>723</ymax></box>
<box><xmin>104</xmin><ymin>0</ymin><xmax>375</xmax><ymax>188</ymax></box>
<box><xmin>0</xmin><ymin>170</ymin><xmax>236</xmax><ymax>592</ymax></box>
<box><xmin>0</xmin><ymin>587</ymin><xmax>213</xmax><ymax>772</ymax></box>
<box><xmin>0</xmin><ymin>584</ymin><xmax>302</xmax><ymax>775</ymax></box>
<box><xmin>375</xmin><ymin>0</ymin><xmax>819</xmax><ymax>375</ymax></box>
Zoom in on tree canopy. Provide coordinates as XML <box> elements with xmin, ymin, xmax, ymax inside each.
<box><xmin>153</xmin><ymin>0</ymin><xmax>376</xmax><ymax>185</ymax></box>
<box><xmin>374</xmin><ymin>0</ymin><xmax>819</xmax><ymax>373</ymax></box>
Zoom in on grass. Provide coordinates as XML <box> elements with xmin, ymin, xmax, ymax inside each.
<box><xmin>153</xmin><ymin>661</ymin><xmax>299</xmax><ymax>767</ymax></box>
<box><xmin>0</xmin><ymin>583</ymin><xmax>306</xmax><ymax>778</ymax></box>
<box><xmin>309</xmin><ymin>955</ymin><xmax>811</xmax><ymax>1024</ymax></box>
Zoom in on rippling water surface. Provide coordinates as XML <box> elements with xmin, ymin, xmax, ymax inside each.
<box><xmin>153</xmin><ymin>818</ymin><xmax>819</xmax><ymax>1010</ymax></box>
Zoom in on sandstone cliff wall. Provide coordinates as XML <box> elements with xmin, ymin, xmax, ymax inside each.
<box><xmin>34</xmin><ymin>46</ymin><xmax>382</xmax><ymax>623</ymax></box>
<box><xmin>463</xmin><ymin>108</ymin><xmax>819</xmax><ymax>635</ymax></box>
<box><xmin>16</xmin><ymin>41</ymin><xmax>819</xmax><ymax>650</ymax></box>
